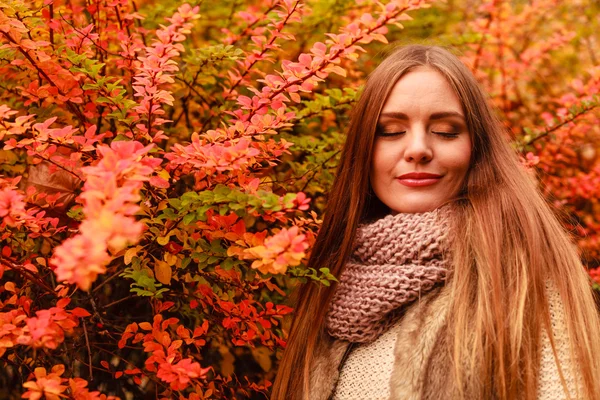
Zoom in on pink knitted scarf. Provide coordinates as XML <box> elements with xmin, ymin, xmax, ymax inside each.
<box><xmin>325</xmin><ymin>206</ymin><xmax>452</xmax><ymax>343</ymax></box>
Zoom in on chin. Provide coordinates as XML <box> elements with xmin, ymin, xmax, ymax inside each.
<box><xmin>389</xmin><ymin>200</ymin><xmax>442</xmax><ymax>214</ymax></box>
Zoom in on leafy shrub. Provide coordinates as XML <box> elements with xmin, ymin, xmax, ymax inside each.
<box><xmin>0</xmin><ymin>0</ymin><xmax>599</xmax><ymax>398</ymax></box>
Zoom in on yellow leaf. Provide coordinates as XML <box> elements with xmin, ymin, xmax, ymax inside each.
<box><xmin>124</xmin><ymin>246</ymin><xmax>142</xmax><ymax>265</ymax></box>
<box><xmin>324</xmin><ymin>65</ymin><xmax>346</xmax><ymax>77</ymax></box>
<box><xmin>157</xmin><ymin>236</ymin><xmax>170</xmax><ymax>246</ymax></box>
<box><xmin>154</xmin><ymin>261</ymin><xmax>172</xmax><ymax>285</ymax></box>
<box><xmin>40</xmin><ymin>239</ymin><xmax>52</xmax><ymax>255</ymax></box>
<box><xmin>218</xmin><ymin>345</ymin><xmax>235</xmax><ymax>376</ymax></box>
<box><xmin>372</xmin><ymin>33</ymin><xmax>388</xmax><ymax>44</ymax></box>
<box><xmin>251</xmin><ymin>346</ymin><xmax>272</xmax><ymax>372</ymax></box>
<box><xmin>157</xmin><ymin>169</ymin><xmax>171</xmax><ymax>180</ymax></box>
<box><xmin>174</xmin><ymin>229</ymin><xmax>187</xmax><ymax>243</ymax></box>
<box><xmin>157</xmin><ymin>200</ymin><xmax>169</xmax><ymax>211</ymax></box>
<box><xmin>164</xmin><ymin>252</ymin><xmax>178</xmax><ymax>266</ymax></box>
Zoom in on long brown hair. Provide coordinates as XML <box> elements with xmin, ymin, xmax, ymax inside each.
<box><xmin>271</xmin><ymin>45</ymin><xmax>600</xmax><ymax>399</ymax></box>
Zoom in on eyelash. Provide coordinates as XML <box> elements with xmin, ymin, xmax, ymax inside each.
<box><xmin>376</xmin><ymin>130</ymin><xmax>460</xmax><ymax>139</ymax></box>
<box><xmin>376</xmin><ymin>130</ymin><xmax>404</xmax><ymax>137</ymax></box>
<box><xmin>433</xmin><ymin>131</ymin><xmax>460</xmax><ymax>139</ymax></box>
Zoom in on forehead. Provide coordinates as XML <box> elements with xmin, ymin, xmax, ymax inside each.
<box><xmin>380</xmin><ymin>67</ymin><xmax>463</xmax><ymax>117</ymax></box>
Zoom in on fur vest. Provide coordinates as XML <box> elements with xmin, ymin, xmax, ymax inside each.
<box><xmin>308</xmin><ymin>284</ymin><xmax>577</xmax><ymax>400</ymax></box>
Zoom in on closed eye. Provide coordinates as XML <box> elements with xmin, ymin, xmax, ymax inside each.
<box><xmin>376</xmin><ymin>131</ymin><xmax>406</xmax><ymax>137</ymax></box>
<box><xmin>433</xmin><ymin>131</ymin><xmax>460</xmax><ymax>139</ymax></box>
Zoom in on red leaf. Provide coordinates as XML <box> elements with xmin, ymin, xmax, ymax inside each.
<box><xmin>258</xmin><ymin>319</ymin><xmax>272</xmax><ymax>329</ymax></box>
<box><xmin>149</xmin><ymin>176</ymin><xmax>170</xmax><ymax>189</ymax></box>
<box><xmin>125</xmin><ymin>368</ymin><xmax>141</xmax><ymax>375</ymax></box>
<box><xmin>56</xmin><ymin>298</ymin><xmax>71</xmax><ymax>308</ymax></box>
<box><xmin>157</xmin><ymin>301</ymin><xmax>175</xmax><ymax>313</ymax></box>
<box><xmin>165</xmin><ymin>241</ymin><xmax>183</xmax><ymax>254</ymax></box>
<box><xmin>1</xmin><ymin>246</ymin><xmax>11</xmax><ymax>258</ymax></box>
<box><xmin>70</xmin><ymin>307</ymin><xmax>91</xmax><ymax>317</ymax></box>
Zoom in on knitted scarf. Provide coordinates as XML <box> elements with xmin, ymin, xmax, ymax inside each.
<box><xmin>325</xmin><ymin>206</ymin><xmax>452</xmax><ymax>343</ymax></box>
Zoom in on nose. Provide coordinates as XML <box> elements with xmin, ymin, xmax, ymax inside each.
<box><xmin>404</xmin><ymin>131</ymin><xmax>433</xmax><ymax>163</ymax></box>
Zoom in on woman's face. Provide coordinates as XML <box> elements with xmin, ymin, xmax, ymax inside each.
<box><xmin>370</xmin><ymin>67</ymin><xmax>472</xmax><ymax>213</ymax></box>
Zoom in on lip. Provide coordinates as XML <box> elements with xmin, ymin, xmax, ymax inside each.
<box><xmin>397</xmin><ymin>172</ymin><xmax>442</xmax><ymax>179</ymax></box>
<box><xmin>396</xmin><ymin>172</ymin><xmax>442</xmax><ymax>187</ymax></box>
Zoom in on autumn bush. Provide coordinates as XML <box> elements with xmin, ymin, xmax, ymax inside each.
<box><xmin>0</xmin><ymin>0</ymin><xmax>599</xmax><ymax>398</ymax></box>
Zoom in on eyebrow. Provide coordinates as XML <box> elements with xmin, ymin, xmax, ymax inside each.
<box><xmin>378</xmin><ymin>111</ymin><xmax>465</xmax><ymax>121</ymax></box>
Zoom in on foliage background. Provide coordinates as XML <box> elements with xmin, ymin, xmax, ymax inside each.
<box><xmin>0</xmin><ymin>0</ymin><xmax>599</xmax><ymax>398</ymax></box>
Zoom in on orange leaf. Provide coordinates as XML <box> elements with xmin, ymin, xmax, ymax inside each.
<box><xmin>70</xmin><ymin>308</ymin><xmax>91</xmax><ymax>318</ymax></box>
<box><xmin>23</xmin><ymin>263</ymin><xmax>38</xmax><ymax>273</ymax></box>
<box><xmin>56</xmin><ymin>298</ymin><xmax>71</xmax><ymax>308</ymax></box>
<box><xmin>139</xmin><ymin>322</ymin><xmax>152</xmax><ymax>331</ymax></box>
<box><xmin>154</xmin><ymin>261</ymin><xmax>172</xmax><ymax>285</ymax></box>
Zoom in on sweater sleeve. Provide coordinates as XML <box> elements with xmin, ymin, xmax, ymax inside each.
<box><xmin>537</xmin><ymin>285</ymin><xmax>581</xmax><ymax>400</ymax></box>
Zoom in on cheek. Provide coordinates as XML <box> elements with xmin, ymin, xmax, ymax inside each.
<box><xmin>446</xmin><ymin>143</ymin><xmax>472</xmax><ymax>177</ymax></box>
<box><xmin>370</xmin><ymin>143</ymin><xmax>396</xmax><ymax>183</ymax></box>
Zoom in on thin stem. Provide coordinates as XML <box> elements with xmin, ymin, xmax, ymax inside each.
<box><xmin>83</xmin><ymin>321</ymin><xmax>93</xmax><ymax>380</ymax></box>
<box><xmin>92</xmin><ymin>268</ymin><xmax>123</xmax><ymax>294</ymax></box>
<box><xmin>2</xmin><ymin>260</ymin><xmax>56</xmax><ymax>296</ymax></box>
<box><xmin>35</xmin><ymin>154</ymin><xmax>83</xmax><ymax>182</ymax></box>
<box><xmin>102</xmin><ymin>294</ymin><xmax>136</xmax><ymax>309</ymax></box>
<box><xmin>525</xmin><ymin>103</ymin><xmax>599</xmax><ymax>146</ymax></box>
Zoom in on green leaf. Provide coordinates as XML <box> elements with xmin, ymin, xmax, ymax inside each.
<box><xmin>181</xmin><ymin>257</ymin><xmax>192</xmax><ymax>270</ymax></box>
<box><xmin>183</xmin><ymin>213</ymin><xmax>196</xmax><ymax>225</ymax></box>
<box><xmin>221</xmin><ymin>258</ymin><xmax>235</xmax><ymax>270</ymax></box>
<box><xmin>168</xmin><ymin>198</ymin><xmax>181</xmax><ymax>208</ymax></box>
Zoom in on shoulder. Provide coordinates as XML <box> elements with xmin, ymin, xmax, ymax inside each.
<box><xmin>309</xmin><ymin>333</ymin><xmax>351</xmax><ymax>400</ymax></box>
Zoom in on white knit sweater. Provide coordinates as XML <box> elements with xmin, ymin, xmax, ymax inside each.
<box><xmin>334</xmin><ymin>287</ymin><xmax>578</xmax><ymax>399</ymax></box>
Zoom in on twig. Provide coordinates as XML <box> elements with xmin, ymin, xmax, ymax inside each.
<box><xmin>102</xmin><ymin>294</ymin><xmax>136</xmax><ymax>309</ymax></box>
<box><xmin>300</xmin><ymin>151</ymin><xmax>339</xmax><ymax>192</ymax></box>
<box><xmin>2</xmin><ymin>259</ymin><xmax>56</xmax><ymax>296</ymax></box>
<box><xmin>525</xmin><ymin>103</ymin><xmax>599</xmax><ymax>146</ymax></box>
<box><xmin>35</xmin><ymin>154</ymin><xmax>83</xmax><ymax>182</ymax></box>
<box><xmin>228</xmin><ymin>1</ymin><xmax>282</xmax><ymax>47</ymax></box>
<box><xmin>88</xmin><ymin>295</ymin><xmax>106</xmax><ymax>326</ymax></box>
<box><xmin>83</xmin><ymin>321</ymin><xmax>93</xmax><ymax>380</ymax></box>
<box><xmin>91</xmin><ymin>269</ymin><xmax>123</xmax><ymax>294</ymax></box>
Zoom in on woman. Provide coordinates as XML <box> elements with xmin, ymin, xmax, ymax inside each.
<box><xmin>271</xmin><ymin>45</ymin><xmax>600</xmax><ymax>399</ymax></box>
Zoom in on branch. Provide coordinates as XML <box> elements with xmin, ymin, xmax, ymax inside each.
<box><xmin>83</xmin><ymin>321</ymin><xmax>93</xmax><ymax>380</ymax></box>
<box><xmin>524</xmin><ymin>103</ymin><xmax>599</xmax><ymax>146</ymax></box>
<box><xmin>2</xmin><ymin>259</ymin><xmax>56</xmax><ymax>296</ymax></box>
<box><xmin>1</xmin><ymin>32</ymin><xmax>87</xmax><ymax>125</ymax></box>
